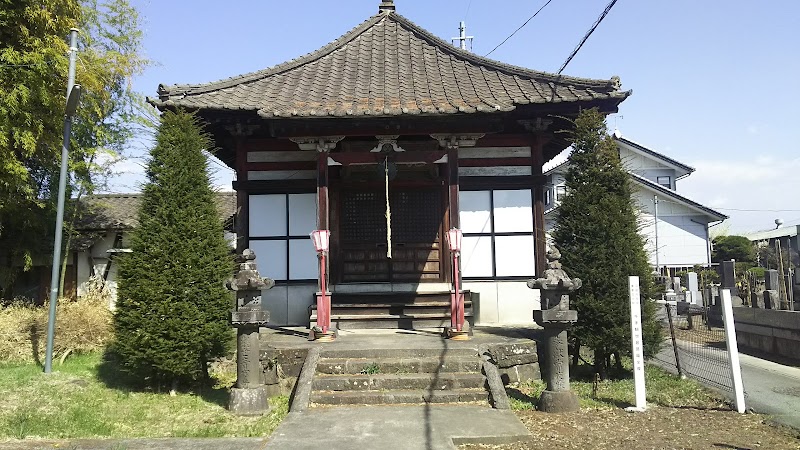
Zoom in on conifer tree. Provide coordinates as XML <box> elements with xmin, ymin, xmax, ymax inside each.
<box><xmin>113</xmin><ymin>110</ymin><xmax>233</xmax><ymax>388</ymax></box>
<box><xmin>553</xmin><ymin>108</ymin><xmax>661</xmax><ymax>379</ymax></box>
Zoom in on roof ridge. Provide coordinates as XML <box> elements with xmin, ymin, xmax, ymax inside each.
<box><xmin>388</xmin><ymin>13</ymin><xmax>621</xmax><ymax>89</ymax></box>
<box><xmin>158</xmin><ymin>13</ymin><xmax>386</xmax><ymax>99</ymax></box>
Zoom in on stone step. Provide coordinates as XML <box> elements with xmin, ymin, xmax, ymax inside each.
<box><xmin>311</xmin><ymin>388</ymin><xmax>490</xmax><ymax>406</ymax></box>
<box><xmin>312</xmin><ymin>372</ymin><xmax>486</xmax><ymax>391</ymax></box>
<box><xmin>320</xmin><ymin>347</ymin><xmax>479</xmax><ymax>359</ymax></box>
<box><xmin>316</xmin><ymin>356</ymin><xmax>482</xmax><ymax>375</ymax></box>
<box><xmin>312</xmin><ymin>314</ymin><xmax>474</xmax><ymax>330</ymax></box>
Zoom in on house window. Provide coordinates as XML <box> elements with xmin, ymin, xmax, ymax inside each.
<box><xmin>555</xmin><ymin>186</ymin><xmax>566</xmax><ymax>201</ymax></box>
<box><xmin>459</xmin><ymin>190</ymin><xmax>535</xmax><ymax>278</ymax></box>
<box><xmin>545</xmin><ymin>188</ymin><xmax>552</xmax><ymax>206</ymax></box>
<box><xmin>657</xmin><ymin>176</ymin><xmax>671</xmax><ymax>189</ymax></box>
<box><xmin>248</xmin><ymin>193</ymin><xmax>318</xmax><ymax>281</ymax></box>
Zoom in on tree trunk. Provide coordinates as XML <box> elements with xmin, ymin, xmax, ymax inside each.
<box><xmin>572</xmin><ymin>339</ymin><xmax>581</xmax><ymax>367</ymax></box>
<box><xmin>613</xmin><ymin>351</ymin><xmax>623</xmax><ymax>372</ymax></box>
<box><xmin>594</xmin><ymin>348</ymin><xmax>608</xmax><ymax>380</ymax></box>
<box><xmin>169</xmin><ymin>379</ymin><xmax>178</xmax><ymax>396</ymax></box>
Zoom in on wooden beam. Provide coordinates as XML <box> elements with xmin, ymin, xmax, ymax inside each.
<box><xmin>530</xmin><ymin>135</ymin><xmax>546</xmax><ymax>275</ymax></box>
<box><xmin>328</xmin><ymin>151</ymin><xmax>447</xmax><ymax>166</ymax></box>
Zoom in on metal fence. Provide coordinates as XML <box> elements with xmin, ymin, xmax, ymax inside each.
<box><xmin>650</xmin><ymin>301</ymin><xmax>745</xmax><ymax>398</ymax></box>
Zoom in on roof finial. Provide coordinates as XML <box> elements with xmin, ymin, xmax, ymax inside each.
<box><xmin>379</xmin><ymin>0</ymin><xmax>395</xmax><ymax>13</ymax></box>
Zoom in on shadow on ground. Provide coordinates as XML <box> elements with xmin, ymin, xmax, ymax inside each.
<box><xmin>95</xmin><ymin>350</ymin><xmax>230</xmax><ymax>408</ymax></box>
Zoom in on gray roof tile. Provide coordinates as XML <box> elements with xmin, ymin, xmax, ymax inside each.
<box><xmin>151</xmin><ymin>10</ymin><xmax>629</xmax><ymax>118</ymax></box>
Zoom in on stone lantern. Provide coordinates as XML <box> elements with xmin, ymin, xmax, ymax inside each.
<box><xmin>226</xmin><ymin>249</ymin><xmax>274</xmax><ymax>416</ymax></box>
<box><xmin>528</xmin><ymin>246</ymin><xmax>581</xmax><ymax>413</ymax></box>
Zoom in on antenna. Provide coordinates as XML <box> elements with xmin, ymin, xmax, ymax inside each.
<box><xmin>451</xmin><ymin>21</ymin><xmax>474</xmax><ymax>51</ymax></box>
<box><xmin>775</xmin><ymin>218</ymin><xmax>784</xmax><ymax>229</ymax></box>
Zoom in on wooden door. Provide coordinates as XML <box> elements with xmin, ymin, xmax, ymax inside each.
<box><xmin>338</xmin><ymin>187</ymin><xmax>444</xmax><ymax>283</ymax></box>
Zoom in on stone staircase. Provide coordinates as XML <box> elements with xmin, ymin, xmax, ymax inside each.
<box><xmin>310</xmin><ymin>291</ymin><xmax>474</xmax><ymax>330</ymax></box>
<box><xmin>308</xmin><ymin>347</ymin><xmax>491</xmax><ymax>407</ymax></box>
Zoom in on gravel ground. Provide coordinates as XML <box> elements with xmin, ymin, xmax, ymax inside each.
<box><xmin>461</xmin><ymin>406</ymin><xmax>800</xmax><ymax>450</ymax></box>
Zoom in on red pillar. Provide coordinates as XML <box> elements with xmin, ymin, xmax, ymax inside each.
<box><xmin>317</xmin><ymin>151</ymin><xmax>330</xmax><ymax>331</ymax></box>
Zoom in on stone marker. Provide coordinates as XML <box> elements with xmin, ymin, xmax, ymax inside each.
<box><xmin>528</xmin><ymin>247</ymin><xmax>581</xmax><ymax>413</ymax></box>
<box><xmin>765</xmin><ymin>269</ymin><xmax>780</xmax><ymax>291</ymax></box>
<box><xmin>721</xmin><ymin>260</ymin><xmax>741</xmax><ymax>303</ymax></box>
<box><xmin>226</xmin><ymin>249</ymin><xmax>274</xmax><ymax>416</ymax></box>
<box><xmin>763</xmin><ymin>290</ymin><xmax>778</xmax><ymax>310</ymax></box>
<box><xmin>685</xmin><ymin>272</ymin><xmax>701</xmax><ymax>305</ymax></box>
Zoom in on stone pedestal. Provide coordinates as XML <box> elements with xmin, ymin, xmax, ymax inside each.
<box><xmin>229</xmin><ymin>386</ymin><xmax>270</xmax><ymax>416</ymax></box>
<box><xmin>528</xmin><ymin>247</ymin><xmax>581</xmax><ymax>413</ymax></box>
<box><xmin>226</xmin><ymin>249</ymin><xmax>274</xmax><ymax>416</ymax></box>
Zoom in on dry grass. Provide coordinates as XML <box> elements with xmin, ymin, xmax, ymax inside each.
<box><xmin>0</xmin><ymin>276</ymin><xmax>112</xmax><ymax>363</ymax></box>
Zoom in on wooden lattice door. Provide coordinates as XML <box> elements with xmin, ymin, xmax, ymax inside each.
<box><xmin>338</xmin><ymin>188</ymin><xmax>444</xmax><ymax>283</ymax></box>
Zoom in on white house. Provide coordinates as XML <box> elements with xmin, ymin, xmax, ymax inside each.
<box><xmin>544</xmin><ymin>132</ymin><xmax>727</xmax><ymax>272</ymax></box>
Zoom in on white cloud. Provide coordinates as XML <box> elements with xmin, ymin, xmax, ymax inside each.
<box><xmin>680</xmin><ymin>155</ymin><xmax>800</xmax><ymax>233</ymax></box>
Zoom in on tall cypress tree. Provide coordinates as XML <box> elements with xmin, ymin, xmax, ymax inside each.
<box><xmin>553</xmin><ymin>108</ymin><xmax>661</xmax><ymax>379</ymax></box>
<box><xmin>113</xmin><ymin>110</ymin><xmax>233</xmax><ymax>388</ymax></box>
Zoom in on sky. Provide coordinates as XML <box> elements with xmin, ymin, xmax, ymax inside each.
<box><xmin>110</xmin><ymin>0</ymin><xmax>800</xmax><ymax>234</ymax></box>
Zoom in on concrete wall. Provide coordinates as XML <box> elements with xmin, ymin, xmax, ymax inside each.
<box><xmin>464</xmin><ymin>280</ymin><xmax>541</xmax><ymax>325</ymax></box>
<box><xmin>733</xmin><ymin>308</ymin><xmax>800</xmax><ymax>361</ymax></box>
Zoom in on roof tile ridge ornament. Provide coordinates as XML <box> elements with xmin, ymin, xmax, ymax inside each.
<box><xmin>379</xmin><ymin>0</ymin><xmax>395</xmax><ymax>13</ymax></box>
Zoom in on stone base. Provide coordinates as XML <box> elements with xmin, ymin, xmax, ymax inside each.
<box><xmin>229</xmin><ymin>386</ymin><xmax>270</xmax><ymax>416</ymax></box>
<box><xmin>537</xmin><ymin>390</ymin><xmax>580</xmax><ymax>413</ymax></box>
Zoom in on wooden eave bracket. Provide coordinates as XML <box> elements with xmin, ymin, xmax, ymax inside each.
<box><xmin>289</xmin><ymin>136</ymin><xmax>345</xmax><ymax>152</ymax></box>
<box><xmin>430</xmin><ymin>134</ymin><xmax>485</xmax><ymax>149</ymax></box>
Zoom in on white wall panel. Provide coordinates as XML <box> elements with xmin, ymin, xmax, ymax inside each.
<box><xmin>288</xmin><ymin>284</ymin><xmax>317</xmax><ymax>326</ymax></box>
<box><xmin>249</xmin><ymin>194</ymin><xmax>286</xmax><ymax>237</ymax></box>
<box><xmin>289</xmin><ymin>239</ymin><xmax>319</xmax><ymax>280</ymax></box>
<box><xmin>463</xmin><ymin>281</ymin><xmax>498</xmax><ymax>324</ymax></box>
<box><xmin>495</xmin><ymin>235</ymin><xmax>535</xmax><ymax>277</ymax></box>
<box><xmin>249</xmin><ymin>240</ymin><xmax>287</xmax><ymax>280</ymax></box>
<box><xmin>493</xmin><ymin>190</ymin><xmax>533</xmax><ymax>233</ymax></box>
<box><xmin>288</xmin><ymin>193</ymin><xmax>317</xmax><ymax>236</ymax></box>
<box><xmin>459</xmin><ymin>191</ymin><xmax>491</xmax><ymax>233</ymax></box>
<box><xmin>462</xmin><ymin>235</ymin><xmax>493</xmax><ymax>277</ymax></box>
<box><xmin>261</xmin><ymin>286</ymin><xmax>288</xmax><ymax>325</ymax></box>
<box><xmin>498</xmin><ymin>281</ymin><xmax>539</xmax><ymax>324</ymax></box>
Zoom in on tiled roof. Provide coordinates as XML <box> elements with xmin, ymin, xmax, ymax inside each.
<box><xmin>151</xmin><ymin>9</ymin><xmax>629</xmax><ymax>118</ymax></box>
<box><xmin>75</xmin><ymin>193</ymin><xmax>237</xmax><ymax>231</ymax></box>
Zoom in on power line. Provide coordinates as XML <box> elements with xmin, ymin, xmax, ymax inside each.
<box><xmin>557</xmin><ymin>0</ymin><xmax>619</xmax><ymax>74</ymax></box>
<box><xmin>485</xmin><ymin>0</ymin><xmax>554</xmax><ymax>57</ymax></box>
<box><xmin>463</xmin><ymin>0</ymin><xmax>473</xmax><ymax>21</ymax></box>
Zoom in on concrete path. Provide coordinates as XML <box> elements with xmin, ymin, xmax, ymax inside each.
<box><xmin>739</xmin><ymin>352</ymin><xmax>800</xmax><ymax>430</ymax></box>
<box><xmin>652</xmin><ymin>341</ymin><xmax>800</xmax><ymax>430</ymax></box>
<box><xmin>267</xmin><ymin>405</ymin><xmax>530</xmax><ymax>450</ymax></box>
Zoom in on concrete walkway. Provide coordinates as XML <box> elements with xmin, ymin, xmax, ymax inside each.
<box><xmin>268</xmin><ymin>405</ymin><xmax>530</xmax><ymax>449</ymax></box>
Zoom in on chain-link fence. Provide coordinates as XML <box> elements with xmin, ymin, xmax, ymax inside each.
<box><xmin>650</xmin><ymin>301</ymin><xmax>746</xmax><ymax>399</ymax></box>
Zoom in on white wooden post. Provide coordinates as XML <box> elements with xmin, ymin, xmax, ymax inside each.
<box><xmin>626</xmin><ymin>276</ymin><xmax>647</xmax><ymax>412</ymax></box>
<box><xmin>721</xmin><ymin>289</ymin><xmax>746</xmax><ymax>413</ymax></box>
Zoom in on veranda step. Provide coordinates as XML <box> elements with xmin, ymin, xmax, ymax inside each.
<box><xmin>310</xmin><ymin>301</ymin><xmax>472</xmax><ymax>309</ymax></box>
<box><xmin>310</xmin><ymin>312</ymin><xmax>474</xmax><ymax>321</ymax></box>
<box><xmin>312</xmin><ymin>373</ymin><xmax>486</xmax><ymax>391</ymax></box>
<box><xmin>320</xmin><ymin>347</ymin><xmax>479</xmax><ymax>359</ymax></box>
<box><xmin>310</xmin><ymin>388</ymin><xmax>490</xmax><ymax>406</ymax></box>
<box><xmin>316</xmin><ymin>356</ymin><xmax>481</xmax><ymax>375</ymax></box>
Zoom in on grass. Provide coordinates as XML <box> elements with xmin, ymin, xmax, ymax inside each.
<box><xmin>507</xmin><ymin>363</ymin><xmax>726</xmax><ymax>412</ymax></box>
<box><xmin>360</xmin><ymin>362</ymin><xmax>380</xmax><ymax>375</ymax></box>
<box><xmin>0</xmin><ymin>353</ymin><xmax>288</xmax><ymax>439</ymax></box>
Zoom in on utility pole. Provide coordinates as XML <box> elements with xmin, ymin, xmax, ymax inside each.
<box><xmin>654</xmin><ymin>195</ymin><xmax>660</xmax><ymax>275</ymax></box>
<box><xmin>451</xmin><ymin>21</ymin><xmax>473</xmax><ymax>50</ymax></box>
<box><xmin>45</xmin><ymin>28</ymin><xmax>82</xmax><ymax>373</ymax></box>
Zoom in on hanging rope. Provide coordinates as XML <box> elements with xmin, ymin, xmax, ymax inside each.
<box><xmin>385</xmin><ymin>157</ymin><xmax>392</xmax><ymax>259</ymax></box>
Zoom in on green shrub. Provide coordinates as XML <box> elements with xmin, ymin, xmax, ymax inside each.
<box><xmin>113</xmin><ymin>110</ymin><xmax>234</xmax><ymax>388</ymax></box>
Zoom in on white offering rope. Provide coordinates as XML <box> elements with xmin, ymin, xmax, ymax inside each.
<box><xmin>385</xmin><ymin>157</ymin><xmax>392</xmax><ymax>259</ymax></box>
